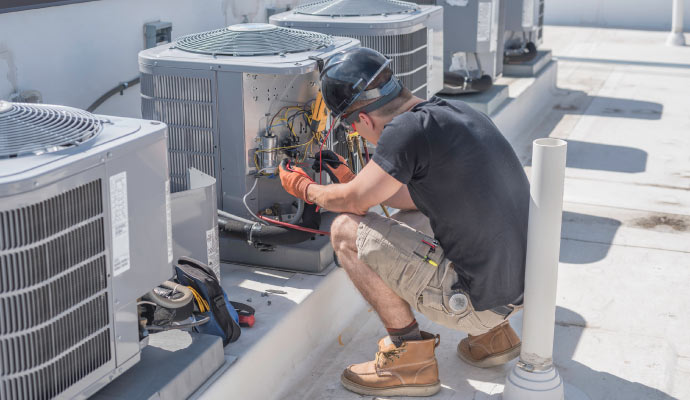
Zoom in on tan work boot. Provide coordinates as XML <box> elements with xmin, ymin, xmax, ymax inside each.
<box><xmin>457</xmin><ymin>321</ymin><xmax>521</xmax><ymax>368</ymax></box>
<box><xmin>340</xmin><ymin>331</ymin><xmax>441</xmax><ymax>397</ymax></box>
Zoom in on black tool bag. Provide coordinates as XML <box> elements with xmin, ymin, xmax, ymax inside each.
<box><xmin>174</xmin><ymin>257</ymin><xmax>241</xmax><ymax>345</ymax></box>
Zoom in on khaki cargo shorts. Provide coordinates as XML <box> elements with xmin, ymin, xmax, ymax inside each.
<box><xmin>356</xmin><ymin>210</ymin><xmax>519</xmax><ymax>336</ymax></box>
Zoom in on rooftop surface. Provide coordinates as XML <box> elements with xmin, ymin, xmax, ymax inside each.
<box><xmin>205</xmin><ymin>25</ymin><xmax>690</xmax><ymax>400</ymax></box>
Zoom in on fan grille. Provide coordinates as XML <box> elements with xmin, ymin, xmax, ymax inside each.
<box><xmin>295</xmin><ymin>0</ymin><xmax>420</xmax><ymax>16</ymax></box>
<box><xmin>0</xmin><ymin>101</ymin><xmax>103</xmax><ymax>159</ymax></box>
<box><xmin>173</xmin><ymin>23</ymin><xmax>334</xmax><ymax>56</ymax></box>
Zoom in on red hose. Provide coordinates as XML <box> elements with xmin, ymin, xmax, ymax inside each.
<box><xmin>257</xmin><ymin>215</ymin><xmax>330</xmax><ymax>236</ymax></box>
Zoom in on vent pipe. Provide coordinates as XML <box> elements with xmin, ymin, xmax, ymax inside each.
<box><xmin>666</xmin><ymin>0</ymin><xmax>686</xmax><ymax>46</ymax></box>
<box><xmin>504</xmin><ymin>138</ymin><xmax>574</xmax><ymax>400</ymax></box>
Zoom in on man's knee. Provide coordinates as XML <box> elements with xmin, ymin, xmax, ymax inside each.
<box><xmin>330</xmin><ymin>213</ymin><xmax>362</xmax><ymax>253</ymax></box>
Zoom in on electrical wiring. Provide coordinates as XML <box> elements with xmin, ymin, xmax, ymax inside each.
<box><xmin>241</xmin><ymin>167</ymin><xmax>272</xmax><ymax>224</ymax></box>
<box><xmin>267</xmin><ymin>104</ymin><xmax>313</xmax><ymax>137</ymax></box>
<box><xmin>243</xmin><ymin>176</ymin><xmax>263</xmax><ymax>223</ymax></box>
<box><xmin>254</xmin><ymin>138</ymin><xmax>316</xmax><ymax>172</ymax></box>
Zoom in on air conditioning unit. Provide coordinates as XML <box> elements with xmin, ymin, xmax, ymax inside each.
<box><xmin>0</xmin><ymin>101</ymin><xmax>171</xmax><ymax>399</ymax></box>
<box><xmin>270</xmin><ymin>0</ymin><xmax>444</xmax><ymax>99</ymax></box>
<box><xmin>503</xmin><ymin>0</ymin><xmax>543</xmax><ymax>64</ymax></box>
<box><xmin>139</xmin><ymin>24</ymin><xmax>359</xmax><ymax>273</ymax></box>
<box><xmin>408</xmin><ymin>0</ymin><xmax>505</xmax><ymax>94</ymax></box>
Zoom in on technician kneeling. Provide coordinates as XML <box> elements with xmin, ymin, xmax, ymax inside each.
<box><xmin>280</xmin><ymin>48</ymin><xmax>529</xmax><ymax>397</ymax></box>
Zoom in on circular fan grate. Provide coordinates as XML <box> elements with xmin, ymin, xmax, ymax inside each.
<box><xmin>0</xmin><ymin>101</ymin><xmax>103</xmax><ymax>159</ymax></box>
<box><xmin>295</xmin><ymin>0</ymin><xmax>420</xmax><ymax>17</ymax></box>
<box><xmin>173</xmin><ymin>23</ymin><xmax>335</xmax><ymax>56</ymax></box>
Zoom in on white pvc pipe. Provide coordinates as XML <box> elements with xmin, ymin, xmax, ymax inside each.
<box><xmin>667</xmin><ymin>0</ymin><xmax>686</xmax><ymax>46</ymax></box>
<box><xmin>504</xmin><ymin>138</ymin><xmax>568</xmax><ymax>400</ymax></box>
<box><xmin>520</xmin><ymin>138</ymin><xmax>567</xmax><ymax>367</ymax></box>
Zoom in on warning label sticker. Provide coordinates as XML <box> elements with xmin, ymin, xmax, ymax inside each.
<box><xmin>206</xmin><ymin>227</ymin><xmax>220</xmax><ymax>280</ymax></box>
<box><xmin>110</xmin><ymin>172</ymin><xmax>130</xmax><ymax>277</ymax></box>
<box><xmin>477</xmin><ymin>2</ymin><xmax>492</xmax><ymax>43</ymax></box>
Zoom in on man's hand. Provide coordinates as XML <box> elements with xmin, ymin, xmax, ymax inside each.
<box><xmin>307</xmin><ymin>160</ymin><xmax>403</xmax><ymax>215</ymax></box>
<box><xmin>312</xmin><ymin>150</ymin><xmax>356</xmax><ymax>184</ymax></box>
<box><xmin>279</xmin><ymin>159</ymin><xmax>314</xmax><ymax>203</ymax></box>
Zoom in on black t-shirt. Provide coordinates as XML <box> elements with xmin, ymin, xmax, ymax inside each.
<box><xmin>373</xmin><ymin>96</ymin><xmax>529</xmax><ymax>311</ymax></box>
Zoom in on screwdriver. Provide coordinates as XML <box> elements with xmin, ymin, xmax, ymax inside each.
<box><xmin>413</xmin><ymin>250</ymin><xmax>438</xmax><ymax>267</ymax></box>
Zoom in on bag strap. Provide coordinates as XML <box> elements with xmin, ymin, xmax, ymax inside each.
<box><xmin>178</xmin><ymin>256</ymin><xmax>218</xmax><ymax>283</ymax></box>
<box><xmin>210</xmin><ymin>294</ymin><xmax>241</xmax><ymax>343</ymax></box>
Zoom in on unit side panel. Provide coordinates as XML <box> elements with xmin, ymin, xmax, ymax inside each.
<box><xmin>215</xmin><ymin>71</ymin><xmax>247</xmax><ymax>216</ymax></box>
<box><xmin>104</xmin><ymin>131</ymin><xmax>170</xmax><ymax>307</ymax></box>
<box><xmin>218</xmin><ymin>72</ymin><xmax>321</xmax><ymax>217</ymax></box>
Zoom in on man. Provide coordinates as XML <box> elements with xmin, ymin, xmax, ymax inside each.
<box><xmin>279</xmin><ymin>48</ymin><xmax>529</xmax><ymax>397</ymax></box>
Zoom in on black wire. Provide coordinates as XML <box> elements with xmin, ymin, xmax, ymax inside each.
<box><xmin>145</xmin><ymin>315</ymin><xmax>211</xmax><ymax>332</ymax></box>
<box><xmin>87</xmin><ymin>77</ymin><xmax>140</xmax><ymax>113</ymax></box>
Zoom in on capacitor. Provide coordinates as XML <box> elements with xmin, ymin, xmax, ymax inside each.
<box><xmin>260</xmin><ymin>134</ymin><xmax>278</xmax><ymax>173</ymax></box>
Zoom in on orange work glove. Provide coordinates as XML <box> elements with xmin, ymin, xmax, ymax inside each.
<box><xmin>279</xmin><ymin>159</ymin><xmax>314</xmax><ymax>203</ymax></box>
<box><xmin>311</xmin><ymin>150</ymin><xmax>356</xmax><ymax>184</ymax></box>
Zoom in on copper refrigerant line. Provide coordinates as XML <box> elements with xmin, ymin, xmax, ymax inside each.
<box><xmin>349</xmin><ymin>134</ymin><xmax>391</xmax><ymax>218</ymax></box>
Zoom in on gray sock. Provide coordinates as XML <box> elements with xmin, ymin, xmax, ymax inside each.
<box><xmin>387</xmin><ymin>320</ymin><xmax>423</xmax><ymax>347</ymax></box>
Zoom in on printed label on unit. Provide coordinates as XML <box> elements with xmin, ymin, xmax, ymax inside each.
<box><xmin>523</xmin><ymin>0</ymin><xmax>535</xmax><ymax>28</ymax></box>
<box><xmin>446</xmin><ymin>0</ymin><xmax>469</xmax><ymax>6</ymax></box>
<box><xmin>206</xmin><ymin>227</ymin><xmax>220</xmax><ymax>280</ymax></box>
<box><xmin>109</xmin><ymin>172</ymin><xmax>130</xmax><ymax>277</ymax></box>
<box><xmin>477</xmin><ymin>2</ymin><xmax>492</xmax><ymax>42</ymax></box>
<box><xmin>490</xmin><ymin>0</ymin><xmax>499</xmax><ymax>52</ymax></box>
<box><xmin>165</xmin><ymin>180</ymin><xmax>173</xmax><ymax>264</ymax></box>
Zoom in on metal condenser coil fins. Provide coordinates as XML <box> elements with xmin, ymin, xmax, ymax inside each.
<box><xmin>270</xmin><ymin>1</ymin><xmax>443</xmax><ymax>98</ymax></box>
<box><xmin>0</xmin><ymin>101</ymin><xmax>103</xmax><ymax>159</ymax></box>
<box><xmin>173</xmin><ymin>23</ymin><xmax>335</xmax><ymax>56</ymax></box>
<box><xmin>295</xmin><ymin>0</ymin><xmax>420</xmax><ymax>16</ymax></box>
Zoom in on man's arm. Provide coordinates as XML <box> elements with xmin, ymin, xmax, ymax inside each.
<box><xmin>383</xmin><ymin>185</ymin><xmax>417</xmax><ymax>210</ymax></box>
<box><xmin>307</xmin><ymin>161</ymin><xmax>403</xmax><ymax>215</ymax></box>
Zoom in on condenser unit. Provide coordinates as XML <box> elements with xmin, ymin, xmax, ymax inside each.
<box><xmin>270</xmin><ymin>0</ymin><xmax>444</xmax><ymax>99</ymax></box>
<box><xmin>139</xmin><ymin>24</ymin><xmax>359</xmax><ymax>272</ymax></box>
<box><xmin>0</xmin><ymin>101</ymin><xmax>171</xmax><ymax>399</ymax></box>
<box><xmin>503</xmin><ymin>0</ymin><xmax>543</xmax><ymax>64</ymax></box>
<box><xmin>409</xmin><ymin>0</ymin><xmax>505</xmax><ymax>94</ymax></box>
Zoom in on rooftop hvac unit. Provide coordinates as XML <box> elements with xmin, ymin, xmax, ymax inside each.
<box><xmin>0</xmin><ymin>101</ymin><xmax>171</xmax><ymax>399</ymax></box>
<box><xmin>270</xmin><ymin>0</ymin><xmax>443</xmax><ymax>99</ymax></box>
<box><xmin>139</xmin><ymin>24</ymin><xmax>359</xmax><ymax>273</ymax></box>
<box><xmin>408</xmin><ymin>0</ymin><xmax>506</xmax><ymax>94</ymax></box>
<box><xmin>503</xmin><ymin>0</ymin><xmax>543</xmax><ymax>64</ymax></box>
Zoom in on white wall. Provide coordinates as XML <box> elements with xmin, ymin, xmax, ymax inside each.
<box><xmin>0</xmin><ymin>0</ymin><xmax>301</xmax><ymax>118</ymax></box>
<box><xmin>545</xmin><ymin>0</ymin><xmax>690</xmax><ymax>31</ymax></box>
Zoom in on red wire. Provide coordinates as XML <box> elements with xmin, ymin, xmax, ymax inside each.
<box><xmin>257</xmin><ymin>215</ymin><xmax>330</xmax><ymax>236</ymax></box>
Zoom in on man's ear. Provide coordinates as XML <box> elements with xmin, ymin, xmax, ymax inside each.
<box><xmin>358</xmin><ymin>112</ymin><xmax>375</xmax><ymax>131</ymax></box>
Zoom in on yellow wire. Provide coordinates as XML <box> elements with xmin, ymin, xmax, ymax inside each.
<box><xmin>254</xmin><ymin>137</ymin><xmax>316</xmax><ymax>172</ymax></box>
<box><xmin>188</xmin><ymin>286</ymin><xmax>209</xmax><ymax>313</ymax></box>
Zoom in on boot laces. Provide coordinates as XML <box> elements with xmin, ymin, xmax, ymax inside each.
<box><xmin>376</xmin><ymin>347</ymin><xmax>407</xmax><ymax>367</ymax></box>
